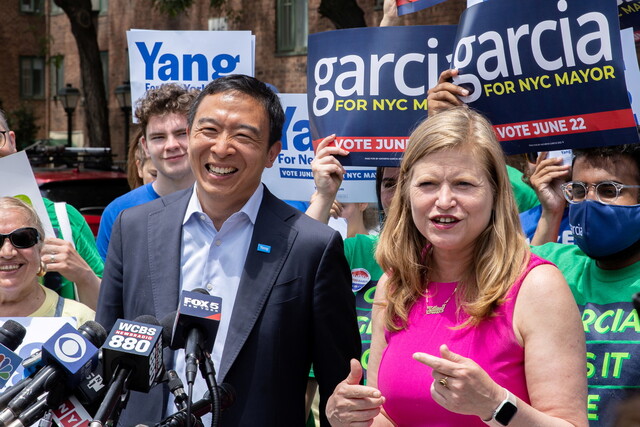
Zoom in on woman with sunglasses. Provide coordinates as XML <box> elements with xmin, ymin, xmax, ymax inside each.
<box><xmin>0</xmin><ymin>197</ymin><xmax>94</xmax><ymax>323</ymax></box>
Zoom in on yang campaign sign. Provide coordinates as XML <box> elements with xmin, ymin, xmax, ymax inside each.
<box><xmin>397</xmin><ymin>0</ymin><xmax>448</xmax><ymax>16</ymax></box>
<box><xmin>127</xmin><ymin>30</ymin><xmax>254</xmax><ymax>110</ymax></box>
<box><xmin>453</xmin><ymin>0</ymin><xmax>638</xmax><ymax>154</ymax></box>
<box><xmin>261</xmin><ymin>94</ymin><xmax>378</xmax><ymax>203</ymax></box>
<box><xmin>308</xmin><ymin>25</ymin><xmax>457</xmax><ymax>166</ymax></box>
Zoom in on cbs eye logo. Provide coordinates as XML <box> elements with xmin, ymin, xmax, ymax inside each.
<box><xmin>54</xmin><ymin>333</ymin><xmax>87</xmax><ymax>363</ymax></box>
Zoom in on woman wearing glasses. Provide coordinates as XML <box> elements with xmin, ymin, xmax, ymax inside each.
<box><xmin>0</xmin><ymin>197</ymin><xmax>94</xmax><ymax>323</ymax></box>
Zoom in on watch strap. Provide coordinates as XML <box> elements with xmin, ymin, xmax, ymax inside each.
<box><xmin>484</xmin><ymin>388</ymin><xmax>518</xmax><ymax>426</ymax></box>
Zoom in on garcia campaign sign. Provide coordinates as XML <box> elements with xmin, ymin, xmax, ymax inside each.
<box><xmin>619</xmin><ymin>0</ymin><xmax>640</xmax><ymax>42</ymax></box>
<box><xmin>127</xmin><ymin>30</ymin><xmax>254</xmax><ymax>111</ymax></box>
<box><xmin>452</xmin><ymin>0</ymin><xmax>638</xmax><ymax>154</ymax></box>
<box><xmin>261</xmin><ymin>94</ymin><xmax>378</xmax><ymax>203</ymax></box>
<box><xmin>396</xmin><ymin>0</ymin><xmax>448</xmax><ymax>17</ymax></box>
<box><xmin>308</xmin><ymin>25</ymin><xmax>457</xmax><ymax>167</ymax></box>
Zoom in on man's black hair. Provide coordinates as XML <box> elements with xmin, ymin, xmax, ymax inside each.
<box><xmin>573</xmin><ymin>144</ymin><xmax>640</xmax><ymax>185</ymax></box>
<box><xmin>187</xmin><ymin>74</ymin><xmax>284</xmax><ymax>148</ymax></box>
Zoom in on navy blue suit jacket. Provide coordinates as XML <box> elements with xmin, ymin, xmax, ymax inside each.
<box><xmin>96</xmin><ymin>186</ymin><xmax>360</xmax><ymax>426</ymax></box>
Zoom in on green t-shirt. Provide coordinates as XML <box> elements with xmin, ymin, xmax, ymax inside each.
<box><xmin>344</xmin><ymin>234</ymin><xmax>384</xmax><ymax>384</ymax></box>
<box><xmin>507</xmin><ymin>165</ymin><xmax>540</xmax><ymax>213</ymax></box>
<box><xmin>44</xmin><ymin>198</ymin><xmax>104</xmax><ymax>300</ymax></box>
<box><xmin>531</xmin><ymin>243</ymin><xmax>640</xmax><ymax>425</ymax></box>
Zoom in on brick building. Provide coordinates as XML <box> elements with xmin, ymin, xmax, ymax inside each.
<box><xmin>0</xmin><ymin>0</ymin><xmax>466</xmax><ymax>162</ymax></box>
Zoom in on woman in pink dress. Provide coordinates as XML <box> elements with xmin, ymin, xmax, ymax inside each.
<box><xmin>326</xmin><ymin>107</ymin><xmax>587</xmax><ymax>426</ymax></box>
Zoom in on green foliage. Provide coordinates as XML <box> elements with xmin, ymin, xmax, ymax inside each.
<box><xmin>151</xmin><ymin>0</ymin><xmax>227</xmax><ymax>16</ymax></box>
<box><xmin>6</xmin><ymin>106</ymin><xmax>41</xmax><ymax>150</ymax></box>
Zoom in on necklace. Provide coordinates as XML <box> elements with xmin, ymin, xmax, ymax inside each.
<box><xmin>425</xmin><ymin>285</ymin><xmax>458</xmax><ymax>314</ymax></box>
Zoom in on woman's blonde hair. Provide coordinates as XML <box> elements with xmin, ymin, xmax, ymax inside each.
<box><xmin>376</xmin><ymin>107</ymin><xmax>529</xmax><ymax>331</ymax></box>
<box><xmin>0</xmin><ymin>197</ymin><xmax>45</xmax><ymax>247</ymax></box>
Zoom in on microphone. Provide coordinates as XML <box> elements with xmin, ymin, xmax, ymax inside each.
<box><xmin>0</xmin><ymin>321</ymin><xmax>27</xmax><ymax>388</ymax></box>
<box><xmin>90</xmin><ymin>315</ymin><xmax>165</xmax><ymax>427</ymax></box>
<box><xmin>0</xmin><ymin>321</ymin><xmax>106</xmax><ymax>426</ymax></box>
<box><xmin>100</xmin><ymin>315</ymin><xmax>164</xmax><ymax>393</ymax></box>
<box><xmin>171</xmin><ymin>289</ymin><xmax>222</xmax><ymax>386</ymax></box>
<box><xmin>155</xmin><ymin>384</ymin><xmax>236</xmax><ymax>427</ymax></box>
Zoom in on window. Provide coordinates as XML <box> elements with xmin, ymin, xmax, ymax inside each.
<box><xmin>20</xmin><ymin>0</ymin><xmax>41</xmax><ymax>13</ymax></box>
<box><xmin>100</xmin><ymin>51</ymin><xmax>109</xmax><ymax>93</ymax></box>
<box><xmin>20</xmin><ymin>57</ymin><xmax>45</xmax><ymax>99</ymax></box>
<box><xmin>91</xmin><ymin>0</ymin><xmax>108</xmax><ymax>15</ymax></box>
<box><xmin>276</xmin><ymin>0</ymin><xmax>308</xmax><ymax>55</ymax></box>
<box><xmin>50</xmin><ymin>56</ymin><xmax>65</xmax><ymax>97</ymax></box>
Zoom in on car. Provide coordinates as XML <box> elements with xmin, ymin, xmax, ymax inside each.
<box><xmin>35</xmin><ymin>168</ymin><xmax>130</xmax><ymax>236</ymax></box>
<box><xmin>29</xmin><ymin>145</ymin><xmax>130</xmax><ymax>236</ymax></box>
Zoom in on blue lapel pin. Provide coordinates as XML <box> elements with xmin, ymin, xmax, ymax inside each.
<box><xmin>257</xmin><ymin>243</ymin><xmax>271</xmax><ymax>253</ymax></box>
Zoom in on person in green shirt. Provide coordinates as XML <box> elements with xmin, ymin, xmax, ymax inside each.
<box><xmin>0</xmin><ymin>109</ymin><xmax>102</xmax><ymax>309</ymax></box>
<box><xmin>530</xmin><ymin>144</ymin><xmax>640</xmax><ymax>425</ymax></box>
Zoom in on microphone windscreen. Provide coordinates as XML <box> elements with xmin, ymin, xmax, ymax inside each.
<box><xmin>78</xmin><ymin>321</ymin><xmax>108</xmax><ymax>348</ymax></box>
<box><xmin>0</xmin><ymin>320</ymin><xmax>27</xmax><ymax>351</ymax></box>
<box><xmin>160</xmin><ymin>311</ymin><xmax>178</xmax><ymax>349</ymax></box>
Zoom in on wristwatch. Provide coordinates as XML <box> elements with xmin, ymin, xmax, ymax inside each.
<box><xmin>485</xmin><ymin>388</ymin><xmax>517</xmax><ymax>426</ymax></box>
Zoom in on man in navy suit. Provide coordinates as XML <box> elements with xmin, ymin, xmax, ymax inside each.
<box><xmin>96</xmin><ymin>75</ymin><xmax>360</xmax><ymax>426</ymax></box>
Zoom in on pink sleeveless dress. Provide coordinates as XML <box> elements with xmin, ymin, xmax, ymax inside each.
<box><xmin>377</xmin><ymin>254</ymin><xmax>550</xmax><ymax>426</ymax></box>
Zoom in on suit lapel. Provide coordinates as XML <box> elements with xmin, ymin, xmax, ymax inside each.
<box><xmin>218</xmin><ymin>191</ymin><xmax>297</xmax><ymax>381</ymax></box>
<box><xmin>147</xmin><ymin>191</ymin><xmax>190</xmax><ymax>319</ymax></box>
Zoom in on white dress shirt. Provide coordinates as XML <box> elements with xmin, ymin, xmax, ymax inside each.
<box><xmin>167</xmin><ymin>184</ymin><xmax>263</xmax><ymax>421</ymax></box>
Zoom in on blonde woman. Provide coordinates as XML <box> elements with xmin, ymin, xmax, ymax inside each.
<box><xmin>0</xmin><ymin>197</ymin><xmax>94</xmax><ymax>323</ymax></box>
<box><xmin>326</xmin><ymin>107</ymin><xmax>586</xmax><ymax>426</ymax></box>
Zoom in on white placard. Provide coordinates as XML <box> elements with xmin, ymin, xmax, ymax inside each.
<box><xmin>127</xmin><ymin>29</ymin><xmax>255</xmax><ymax>114</ymax></box>
<box><xmin>0</xmin><ymin>151</ymin><xmax>54</xmax><ymax>237</ymax></box>
<box><xmin>261</xmin><ymin>94</ymin><xmax>378</xmax><ymax>203</ymax></box>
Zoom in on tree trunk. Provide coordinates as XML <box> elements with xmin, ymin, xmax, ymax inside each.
<box><xmin>54</xmin><ymin>0</ymin><xmax>110</xmax><ymax>148</ymax></box>
<box><xmin>318</xmin><ymin>0</ymin><xmax>367</xmax><ymax>29</ymax></box>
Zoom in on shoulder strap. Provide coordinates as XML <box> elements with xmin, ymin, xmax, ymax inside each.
<box><xmin>54</xmin><ymin>295</ymin><xmax>65</xmax><ymax>317</ymax></box>
<box><xmin>53</xmin><ymin>202</ymin><xmax>75</xmax><ymax>248</ymax></box>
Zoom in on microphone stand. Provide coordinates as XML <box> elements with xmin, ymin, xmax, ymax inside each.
<box><xmin>89</xmin><ymin>366</ymin><xmax>131</xmax><ymax>427</ymax></box>
<box><xmin>198</xmin><ymin>356</ymin><xmax>219</xmax><ymax>427</ymax></box>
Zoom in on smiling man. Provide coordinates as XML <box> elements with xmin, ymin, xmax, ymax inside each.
<box><xmin>96</xmin><ymin>75</ymin><xmax>360</xmax><ymax>427</ymax></box>
<box><xmin>96</xmin><ymin>84</ymin><xmax>198</xmax><ymax>260</ymax></box>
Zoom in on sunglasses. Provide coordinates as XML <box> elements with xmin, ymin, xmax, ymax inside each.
<box><xmin>0</xmin><ymin>227</ymin><xmax>41</xmax><ymax>249</ymax></box>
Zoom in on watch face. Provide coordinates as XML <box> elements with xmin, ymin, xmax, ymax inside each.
<box><xmin>495</xmin><ymin>401</ymin><xmax>517</xmax><ymax>425</ymax></box>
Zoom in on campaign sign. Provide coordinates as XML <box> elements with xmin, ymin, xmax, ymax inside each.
<box><xmin>102</xmin><ymin>319</ymin><xmax>163</xmax><ymax>392</ymax></box>
<box><xmin>127</xmin><ymin>30</ymin><xmax>254</xmax><ymax>112</ymax></box>
<box><xmin>261</xmin><ymin>94</ymin><xmax>378</xmax><ymax>203</ymax></box>
<box><xmin>619</xmin><ymin>0</ymin><xmax>640</xmax><ymax>38</ymax></box>
<box><xmin>452</xmin><ymin>0</ymin><xmax>639</xmax><ymax>154</ymax></box>
<box><xmin>308</xmin><ymin>25</ymin><xmax>457</xmax><ymax>167</ymax></box>
<box><xmin>397</xmin><ymin>0</ymin><xmax>448</xmax><ymax>17</ymax></box>
<box><xmin>41</xmin><ymin>323</ymin><xmax>99</xmax><ymax>388</ymax></box>
<box><xmin>622</xmin><ymin>28</ymin><xmax>640</xmax><ymax>125</ymax></box>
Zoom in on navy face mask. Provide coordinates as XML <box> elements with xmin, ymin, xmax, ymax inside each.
<box><xmin>569</xmin><ymin>200</ymin><xmax>640</xmax><ymax>258</ymax></box>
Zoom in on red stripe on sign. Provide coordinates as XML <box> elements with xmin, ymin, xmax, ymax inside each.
<box><xmin>312</xmin><ymin>137</ymin><xmax>409</xmax><ymax>153</ymax></box>
<box><xmin>494</xmin><ymin>109</ymin><xmax>636</xmax><ymax>141</ymax></box>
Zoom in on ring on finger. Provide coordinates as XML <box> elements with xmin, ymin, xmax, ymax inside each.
<box><xmin>439</xmin><ymin>376</ymin><xmax>449</xmax><ymax>389</ymax></box>
<box><xmin>49</xmin><ymin>255</ymin><xmax>56</xmax><ymax>263</ymax></box>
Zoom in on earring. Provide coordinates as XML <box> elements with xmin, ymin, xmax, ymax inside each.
<box><xmin>37</xmin><ymin>260</ymin><xmax>47</xmax><ymax>277</ymax></box>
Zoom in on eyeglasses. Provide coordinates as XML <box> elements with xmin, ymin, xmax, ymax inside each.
<box><xmin>0</xmin><ymin>228</ymin><xmax>41</xmax><ymax>249</ymax></box>
<box><xmin>0</xmin><ymin>131</ymin><xmax>6</xmax><ymax>148</ymax></box>
<box><xmin>561</xmin><ymin>181</ymin><xmax>640</xmax><ymax>204</ymax></box>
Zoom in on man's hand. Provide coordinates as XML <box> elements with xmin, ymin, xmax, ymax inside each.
<box><xmin>326</xmin><ymin>359</ymin><xmax>385</xmax><ymax>427</ymax></box>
